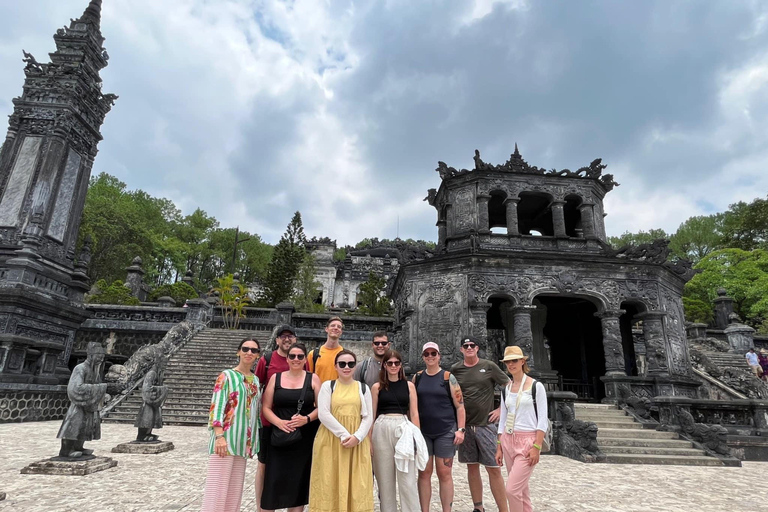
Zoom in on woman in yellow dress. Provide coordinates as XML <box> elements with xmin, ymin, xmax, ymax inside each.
<box><xmin>309</xmin><ymin>349</ymin><xmax>374</xmax><ymax>512</ymax></box>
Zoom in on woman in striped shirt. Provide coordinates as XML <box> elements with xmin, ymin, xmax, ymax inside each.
<box><xmin>202</xmin><ymin>338</ymin><xmax>262</xmax><ymax>512</ymax></box>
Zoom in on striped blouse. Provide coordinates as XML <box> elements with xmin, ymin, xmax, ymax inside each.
<box><xmin>208</xmin><ymin>369</ymin><xmax>260</xmax><ymax>458</ymax></box>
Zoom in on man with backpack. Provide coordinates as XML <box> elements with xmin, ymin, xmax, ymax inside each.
<box><xmin>308</xmin><ymin>316</ymin><xmax>345</xmax><ymax>383</ymax></box>
<box><xmin>253</xmin><ymin>324</ymin><xmax>307</xmax><ymax>512</ymax></box>
<box><xmin>353</xmin><ymin>330</ymin><xmax>390</xmax><ymax>389</ymax></box>
<box><xmin>451</xmin><ymin>336</ymin><xmax>510</xmax><ymax>512</ymax></box>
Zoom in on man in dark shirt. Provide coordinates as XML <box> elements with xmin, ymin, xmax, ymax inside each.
<box><xmin>253</xmin><ymin>324</ymin><xmax>307</xmax><ymax>511</ymax></box>
<box><xmin>451</xmin><ymin>336</ymin><xmax>509</xmax><ymax>512</ymax></box>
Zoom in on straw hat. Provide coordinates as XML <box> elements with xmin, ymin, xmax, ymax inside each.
<box><xmin>500</xmin><ymin>346</ymin><xmax>528</xmax><ymax>362</ymax></box>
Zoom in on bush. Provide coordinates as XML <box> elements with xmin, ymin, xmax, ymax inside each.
<box><xmin>87</xmin><ymin>279</ymin><xmax>141</xmax><ymax>305</ymax></box>
<box><xmin>148</xmin><ymin>282</ymin><xmax>199</xmax><ymax>305</ymax></box>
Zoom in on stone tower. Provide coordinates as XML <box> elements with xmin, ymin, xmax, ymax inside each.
<box><xmin>393</xmin><ymin>147</ymin><xmax>699</xmax><ymax>402</ymax></box>
<box><xmin>0</xmin><ymin>0</ymin><xmax>116</xmax><ymax>384</ymax></box>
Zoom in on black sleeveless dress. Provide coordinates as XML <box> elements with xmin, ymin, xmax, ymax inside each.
<box><xmin>261</xmin><ymin>372</ymin><xmax>319</xmax><ymax>509</ymax></box>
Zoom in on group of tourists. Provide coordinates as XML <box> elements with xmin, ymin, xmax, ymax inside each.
<box><xmin>201</xmin><ymin>316</ymin><xmax>549</xmax><ymax>512</ymax></box>
<box><xmin>746</xmin><ymin>347</ymin><xmax>768</xmax><ymax>381</ymax></box>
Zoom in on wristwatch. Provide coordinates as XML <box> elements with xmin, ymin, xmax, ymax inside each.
<box><xmin>457</xmin><ymin>427</ymin><xmax>466</xmax><ymax>433</ymax></box>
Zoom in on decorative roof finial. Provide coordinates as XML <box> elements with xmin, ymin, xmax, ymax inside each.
<box><xmin>513</xmin><ymin>143</ymin><xmax>520</xmax><ymax>157</ymax></box>
<box><xmin>80</xmin><ymin>0</ymin><xmax>102</xmax><ymax>26</ymax></box>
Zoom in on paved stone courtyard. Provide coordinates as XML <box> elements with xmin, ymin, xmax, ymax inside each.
<box><xmin>0</xmin><ymin>422</ymin><xmax>765</xmax><ymax>512</ymax></box>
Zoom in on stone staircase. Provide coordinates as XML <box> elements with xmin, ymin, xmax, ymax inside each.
<box><xmin>574</xmin><ymin>403</ymin><xmax>723</xmax><ymax>466</ymax></box>
<box><xmin>701</xmin><ymin>351</ymin><xmax>752</xmax><ymax>372</ymax></box>
<box><xmin>105</xmin><ymin>328</ymin><xmax>271</xmax><ymax>426</ymax></box>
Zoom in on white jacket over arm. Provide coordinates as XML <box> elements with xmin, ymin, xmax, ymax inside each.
<box><xmin>317</xmin><ymin>380</ymin><xmax>373</xmax><ymax>442</ymax></box>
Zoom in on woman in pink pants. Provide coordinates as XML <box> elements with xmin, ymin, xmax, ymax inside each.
<box><xmin>494</xmin><ymin>346</ymin><xmax>548</xmax><ymax>512</ymax></box>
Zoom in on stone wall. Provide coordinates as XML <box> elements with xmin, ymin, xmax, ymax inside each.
<box><xmin>0</xmin><ymin>385</ymin><xmax>69</xmax><ymax>423</ymax></box>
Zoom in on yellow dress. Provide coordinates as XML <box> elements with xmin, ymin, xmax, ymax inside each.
<box><xmin>309</xmin><ymin>381</ymin><xmax>374</xmax><ymax>512</ymax></box>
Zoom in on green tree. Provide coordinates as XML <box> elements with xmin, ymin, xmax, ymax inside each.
<box><xmin>684</xmin><ymin>248</ymin><xmax>768</xmax><ymax>328</ymax></box>
<box><xmin>607</xmin><ymin>229</ymin><xmax>669</xmax><ymax>249</ymax></box>
<box><xmin>291</xmin><ymin>252</ymin><xmax>325</xmax><ymax>313</ymax></box>
<box><xmin>720</xmin><ymin>196</ymin><xmax>768</xmax><ymax>251</ymax></box>
<box><xmin>356</xmin><ymin>272</ymin><xmax>391</xmax><ymax>316</ymax></box>
<box><xmin>682</xmin><ymin>296</ymin><xmax>714</xmax><ymax>325</ymax></box>
<box><xmin>213</xmin><ymin>274</ymin><xmax>251</xmax><ymax>329</ymax></box>
<box><xmin>669</xmin><ymin>214</ymin><xmax>724</xmax><ymax>263</ymax></box>
<box><xmin>258</xmin><ymin>212</ymin><xmax>307</xmax><ymax>306</ymax></box>
<box><xmin>86</xmin><ymin>279</ymin><xmax>141</xmax><ymax>305</ymax></box>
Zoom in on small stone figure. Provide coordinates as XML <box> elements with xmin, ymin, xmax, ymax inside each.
<box><xmin>134</xmin><ymin>356</ymin><xmax>168</xmax><ymax>442</ymax></box>
<box><xmin>57</xmin><ymin>342</ymin><xmax>108</xmax><ymax>458</ymax></box>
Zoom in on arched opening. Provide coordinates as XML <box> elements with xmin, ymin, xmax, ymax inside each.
<box><xmin>313</xmin><ymin>289</ymin><xmax>324</xmax><ymax>305</ymax></box>
<box><xmin>563</xmin><ymin>194</ymin><xmax>582</xmax><ymax>237</ymax></box>
<box><xmin>486</xmin><ymin>295</ymin><xmax>514</xmax><ymax>363</ymax></box>
<box><xmin>620</xmin><ymin>301</ymin><xmax>645</xmax><ymax>376</ymax></box>
<box><xmin>488</xmin><ymin>190</ymin><xmax>507</xmax><ymax>232</ymax></box>
<box><xmin>518</xmin><ymin>192</ymin><xmax>554</xmax><ymax>236</ymax></box>
<box><xmin>534</xmin><ymin>295</ymin><xmax>605</xmax><ymax>401</ymax></box>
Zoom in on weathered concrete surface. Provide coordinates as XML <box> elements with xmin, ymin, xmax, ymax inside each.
<box><xmin>1</xmin><ymin>422</ymin><xmax>766</xmax><ymax>511</ymax></box>
<box><xmin>111</xmin><ymin>441</ymin><xmax>174</xmax><ymax>454</ymax></box>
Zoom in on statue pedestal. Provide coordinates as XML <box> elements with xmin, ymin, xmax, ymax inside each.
<box><xmin>112</xmin><ymin>440</ymin><xmax>174</xmax><ymax>454</ymax></box>
<box><xmin>21</xmin><ymin>456</ymin><xmax>118</xmax><ymax>476</ymax></box>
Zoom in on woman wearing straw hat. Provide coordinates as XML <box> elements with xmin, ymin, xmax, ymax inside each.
<box><xmin>494</xmin><ymin>346</ymin><xmax>548</xmax><ymax>512</ymax></box>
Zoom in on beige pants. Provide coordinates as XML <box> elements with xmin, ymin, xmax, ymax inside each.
<box><xmin>372</xmin><ymin>415</ymin><xmax>420</xmax><ymax>512</ymax></box>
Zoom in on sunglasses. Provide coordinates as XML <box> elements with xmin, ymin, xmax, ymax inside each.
<box><xmin>336</xmin><ymin>361</ymin><xmax>356</xmax><ymax>369</ymax></box>
<box><xmin>385</xmin><ymin>360</ymin><xmax>402</xmax><ymax>367</ymax></box>
<box><xmin>240</xmin><ymin>347</ymin><xmax>260</xmax><ymax>354</ymax></box>
<box><xmin>278</xmin><ymin>334</ymin><xmax>296</xmax><ymax>340</ymax></box>
<box><xmin>372</xmin><ymin>341</ymin><xmax>389</xmax><ymax>347</ymax></box>
<box><xmin>422</xmin><ymin>351</ymin><xmax>438</xmax><ymax>357</ymax></box>
<box><xmin>462</xmin><ymin>343</ymin><xmax>478</xmax><ymax>349</ymax></box>
<box><xmin>287</xmin><ymin>353</ymin><xmax>305</xmax><ymax>360</ymax></box>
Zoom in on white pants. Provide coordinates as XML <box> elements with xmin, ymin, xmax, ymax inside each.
<box><xmin>373</xmin><ymin>415</ymin><xmax>420</xmax><ymax>512</ymax></box>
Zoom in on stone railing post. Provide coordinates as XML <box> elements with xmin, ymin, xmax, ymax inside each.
<box><xmin>636</xmin><ymin>311</ymin><xmax>669</xmax><ymax>376</ymax></box>
<box><xmin>185</xmin><ymin>298</ymin><xmax>213</xmax><ymax>325</ymax></box>
<box><xmin>725</xmin><ymin>321</ymin><xmax>755</xmax><ymax>353</ymax></box>
<box><xmin>276</xmin><ymin>302</ymin><xmax>295</xmax><ymax>326</ymax></box>
<box><xmin>476</xmin><ymin>194</ymin><xmax>491</xmax><ymax>234</ymax></box>
<box><xmin>595</xmin><ymin>309</ymin><xmax>627</xmax><ymax>375</ymax></box>
<box><xmin>551</xmin><ymin>201</ymin><xmax>566</xmax><ymax>237</ymax></box>
<box><xmin>125</xmin><ymin>256</ymin><xmax>147</xmax><ymax>301</ymax></box>
<box><xmin>713</xmin><ymin>288</ymin><xmax>734</xmax><ymax>330</ymax></box>
<box><xmin>579</xmin><ymin>203</ymin><xmax>596</xmax><ymax>239</ymax></box>
<box><xmin>512</xmin><ymin>305</ymin><xmax>537</xmax><ymax>368</ymax></box>
<box><xmin>504</xmin><ymin>197</ymin><xmax>520</xmax><ymax>236</ymax></box>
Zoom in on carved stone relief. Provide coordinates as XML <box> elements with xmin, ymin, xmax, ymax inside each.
<box><xmin>415</xmin><ymin>275</ymin><xmax>466</xmax><ymax>365</ymax></box>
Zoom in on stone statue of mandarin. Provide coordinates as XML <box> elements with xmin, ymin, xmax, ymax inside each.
<box><xmin>57</xmin><ymin>342</ymin><xmax>108</xmax><ymax>458</ymax></box>
<box><xmin>134</xmin><ymin>356</ymin><xmax>169</xmax><ymax>442</ymax></box>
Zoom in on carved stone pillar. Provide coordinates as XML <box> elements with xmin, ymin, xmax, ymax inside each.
<box><xmin>469</xmin><ymin>302</ymin><xmax>492</xmax><ymax>352</ymax></box>
<box><xmin>512</xmin><ymin>306</ymin><xmax>537</xmax><ymax>369</ymax></box>
<box><xmin>504</xmin><ymin>198</ymin><xmax>520</xmax><ymax>236</ymax></box>
<box><xmin>636</xmin><ymin>311</ymin><xmax>669</xmax><ymax>376</ymax></box>
<box><xmin>436</xmin><ymin>219</ymin><xmax>447</xmax><ymax>249</ymax></box>
<box><xmin>476</xmin><ymin>194</ymin><xmax>491</xmax><ymax>234</ymax></box>
<box><xmin>551</xmin><ymin>201</ymin><xmax>566</xmax><ymax>237</ymax></box>
<box><xmin>713</xmin><ymin>288</ymin><xmax>734</xmax><ymax>330</ymax></box>
<box><xmin>579</xmin><ymin>203</ymin><xmax>596</xmax><ymax>239</ymax></box>
<box><xmin>595</xmin><ymin>309</ymin><xmax>627</xmax><ymax>375</ymax></box>
<box><xmin>531</xmin><ymin>304</ymin><xmax>551</xmax><ymax>371</ymax></box>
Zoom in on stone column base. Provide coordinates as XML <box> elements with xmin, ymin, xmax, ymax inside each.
<box><xmin>112</xmin><ymin>441</ymin><xmax>174</xmax><ymax>454</ymax></box>
<box><xmin>21</xmin><ymin>456</ymin><xmax>118</xmax><ymax>476</ymax></box>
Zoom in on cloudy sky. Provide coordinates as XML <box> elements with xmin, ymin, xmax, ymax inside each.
<box><xmin>1</xmin><ymin>0</ymin><xmax>767</xmax><ymax>245</ymax></box>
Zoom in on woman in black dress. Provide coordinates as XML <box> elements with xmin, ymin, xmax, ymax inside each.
<box><xmin>261</xmin><ymin>343</ymin><xmax>321</xmax><ymax>512</ymax></box>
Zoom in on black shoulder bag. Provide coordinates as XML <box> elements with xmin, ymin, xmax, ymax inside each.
<box><xmin>271</xmin><ymin>372</ymin><xmax>312</xmax><ymax>448</ymax></box>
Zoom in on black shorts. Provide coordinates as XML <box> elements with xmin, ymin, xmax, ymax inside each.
<box><xmin>257</xmin><ymin>425</ymin><xmax>272</xmax><ymax>464</ymax></box>
<box><xmin>423</xmin><ymin>430</ymin><xmax>457</xmax><ymax>459</ymax></box>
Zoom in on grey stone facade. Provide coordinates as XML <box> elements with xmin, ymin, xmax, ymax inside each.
<box><xmin>392</xmin><ymin>148</ymin><xmax>699</xmax><ymax>401</ymax></box>
<box><xmin>0</xmin><ymin>1</ymin><xmax>115</xmax><ymax>384</ymax></box>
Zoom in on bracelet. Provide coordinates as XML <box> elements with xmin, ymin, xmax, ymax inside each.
<box><xmin>532</xmin><ymin>443</ymin><xmax>542</xmax><ymax>451</ymax></box>
<box><xmin>496</xmin><ymin>439</ymin><xmax>502</xmax><ymax>445</ymax></box>
<box><xmin>215</xmin><ymin>434</ymin><xmax>225</xmax><ymax>440</ymax></box>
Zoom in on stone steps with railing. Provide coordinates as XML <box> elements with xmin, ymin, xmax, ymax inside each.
<box><xmin>104</xmin><ymin>328</ymin><xmax>271</xmax><ymax>426</ymax></box>
<box><xmin>575</xmin><ymin>403</ymin><xmax>722</xmax><ymax>466</ymax></box>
